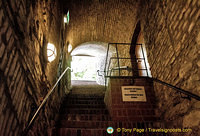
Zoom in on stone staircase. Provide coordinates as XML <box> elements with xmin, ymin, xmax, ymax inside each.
<box><xmin>54</xmin><ymin>94</ymin><xmax>111</xmax><ymax>135</ymax></box>
<box><xmin>52</xmin><ymin>94</ymin><xmax>169</xmax><ymax>136</ymax></box>
<box><xmin>51</xmin><ymin>80</ymin><xmax>170</xmax><ymax>136</ymax></box>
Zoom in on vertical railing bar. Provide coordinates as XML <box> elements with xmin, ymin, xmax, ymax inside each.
<box><xmin>107</xmin><ymin>58</ymin><xmax>112</xmax><ymax>76</ymax></box>
<box><xmin>140</xmin><ymin>44</ymin><xmax>148</xmax><ymax>77</ymax></box>
<box><xmin>110</xmin><ymin>69</ymin><xmax>113</xmax><ymax>76</ymax></box>
<box><xmin>115</xmin><ymin>44</ymin><xmax>120</xmax><ymax>76</ymax></box>
<box><xmin>129</xmin><ymin>44</ymin><xmax>133</xmax><ymax>77</ymax></box>
<box><xmin>104</xmin><ymin>43</ymin><xmax>110</xmax><ymax>77</ymax></box>
<box><xmin>104</xmin><ymin>43</ymin><xmax>110</xmax><ymax>87</ymax></box>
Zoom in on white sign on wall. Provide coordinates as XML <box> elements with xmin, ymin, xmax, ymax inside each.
<box><xmin>121</xmin><ymin>86</ymin><xmax>147</xmax><ymax>102</ymax></box>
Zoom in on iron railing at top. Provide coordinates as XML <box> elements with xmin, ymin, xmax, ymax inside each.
<box><xmin>104</xmin><ymin>43</ymin><xmax>149</xmax><ymax>77</ymax></box>
<box><xmin>23</xmin><ymin>67</ymin><xmax>72</xmax><ymax>135</ymax></box>
<box><xmin>102</xmin><ymin>42</ymin><xmax>200</xmax><ymax>101</ymax></box>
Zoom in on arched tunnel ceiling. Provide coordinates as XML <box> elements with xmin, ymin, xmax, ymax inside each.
<box><xmin>63</xmin><ymin>0</ymin><xmax>140</xmax><ymax>49</ymax></box>
<box><xmin>71</xmin><ymin>42</ymin><xmax>108</xmax><ymax>57</ymax></box>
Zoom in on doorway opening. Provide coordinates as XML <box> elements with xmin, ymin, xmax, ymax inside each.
<box><xmin>71</xmin><ymin>56</ymin><xmax>97</xmax><ymax>81</ymax></box>
<box><xmin>131</xmin><ymin>21</ymin><xmax>151</xmax><ymax>77</ymax></box>
<box><xmin>70</xmin><ymin>42</ymin><xmax>107</xmax><ymax>85</ymax></box>
<box><xmin>136</xmin><ymin>32</ymin><xmax>152</xmax><ymax>77</ymax></box>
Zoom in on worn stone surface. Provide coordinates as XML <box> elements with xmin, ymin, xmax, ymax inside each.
<box><xmin>197</xmin><ymin>60</ymin><xmax>200</xmax><ymax>67</ymax></box>
<box><xmin>0</xmin><ymin>43</ymin><xmax>5</xmax><ymax>58</ymax></box>
<box><xmin>183</xmin><ymin>110</ymin><xmax>200</xmax><ymax>127</ymax></box>
<box><xmin>0</xmin><ymin>0</ymin><xmax>65</xmax><ymax>135</ymax></box>
<box><xmin>192</xmin><ymin>101</ymin><xmax>200</xmax><ymax>109</ymax></box>
<box><xmin>139</xmin><ymin>0</ymin><xmax>200</xmax><ymax>135</ymax></box>
<box><xmin>179</xmin><ymin>62</ymin><xmax>193</xmax><ymax>78</ymax></box>
<box><xmin>164</xmin><ymin>100</ymin><xmax>190</xmax><ymax>121</ymax></box>
<box><xmin>0</xmin><ymin>0</ymin><xmax>199</xmax><ymax>135</ymax></box>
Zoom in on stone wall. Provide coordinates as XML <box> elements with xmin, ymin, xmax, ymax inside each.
<box><xmin>139</xmin><ymin>0</ymin><xmax>200</xmax><ymax>135</ymax></box>
<box><xmin>61</xmin><ymin>45</ymin><xmax>72</xmax><ymax>95</ymax></box>
<box><xmin>0</xmin><ymin>0</ymin><xmax>64</xmax><ymax>135</ymax></box>
<box><xmin>64</xmin><ymin>0</ymin><xmax>139</xmax><ymax>49</ymax></box>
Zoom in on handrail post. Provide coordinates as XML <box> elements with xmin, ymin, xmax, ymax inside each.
<box><xmin>104</xmin><ymin>43</ymin><xmax>110</xmax><ymax>87</ymax></box>
<box><xmin>115</xmin><ymin>44</ymin><xmax>120</xmax><ymax>76</ymax></box>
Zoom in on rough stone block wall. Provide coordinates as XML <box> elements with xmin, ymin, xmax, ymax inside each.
<box><xmin>0</xmin><ymin>0</ymin><xmax>64</xmax><ymax>135</ymax></box>
<box><xmin>65</xmin><ymin>0</ymin><xmax>139</xmax><ymax>49</ymax></box>
<box><xmin>61</xmin><ymin>46</ymin><xmax>72</xmax><ymax>94</ymax></box>
<box><xmin>139</xmin><ymin>0</ymin><xmax>200</xmax><ymax>134</ymax></box>
<box><xmin>104</xmin><ymin>77</ymin><xmax>157</xmax><ymax>122</ymax></box>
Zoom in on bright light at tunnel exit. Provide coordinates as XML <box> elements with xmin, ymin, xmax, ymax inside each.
<box><xmin>71</xmin><ymin>56</ymin><xmax>97</xmax><ymax>81</ymax></box>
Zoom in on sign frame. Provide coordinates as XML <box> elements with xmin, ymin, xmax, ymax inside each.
<box><xmin>121</xmin><ymin>86</ymin><xmax>147</xmax><ymax>102</ymax></box>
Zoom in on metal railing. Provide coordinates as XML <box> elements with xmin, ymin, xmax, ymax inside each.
<box><xmin>104</xmin><ymin>43</ymin><xmax>149</xmax><ymax>77</ymax></box>
<box><xmin>150</xmin><ymin>77</ymin><xmax>200</xmax><ymax>101</ymax></box>
<box><xmin>23</xmin><ymin>67</ymin><xmax>72</xmax><ymax>134</ymax></box>
<box><xmin>103</xmin><ymin>43</ymin><xmax>149</xmax><ymax>88</ymax></box>
<box><xmin>102</xmin><ymin>42</ymin><xmax>200</xmax><ymax>101</ymax></box>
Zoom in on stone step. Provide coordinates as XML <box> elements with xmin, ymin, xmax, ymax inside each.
<box><xmin>53</xmin><ymin>128</ymin><xmax>166</xmax><ymax>136</ymax></box>
<box><xmin>50</xmin><ymin>121</ymin><xmax>167</xmax><ymax>136</ymax></box>
<box><xmin>60</xmin><ymin>114</ymin><xmax>111</xmax><ymax>121</ymax></box>
<box><xmin>63</xmin><ymin>104</ymin><xmax>106</xmax><ymax>109</ymax></box>
<box><xmin>54</xmin><ymin>128</ymin><xmax>169</xmax><ymax>136</ymax></box>
<box><xmin>64</xmin><ymin>98</ymin><xmax>104</xmax><ymax>103</ymax></box>
<box><xmin>65</xmin><ymin>100</ymin><xmax>105</xmax><ymax>105</ymax></box>
<box><xmin>62</xmin><ymin>108</ymin><xmax>109</xmax><ymax>114</ymax></box>
<box><xmin>59</xmin><ymin>120</ymin><xmax>113</xmax><ymax>128</ymax></box>
<box><xmin>55</xmin><ymin>128</ymin><xmax>108</xmax><ymax>136</ymax></box>
<box><xmin>59</xmin><ymin>120</ymin><xmax>160</xmax><ymax>129</ymax></box>
<box><xmin>67</xmin><ymin>95</ymin><xmax>104</xmax><ymax>99</ymax></box>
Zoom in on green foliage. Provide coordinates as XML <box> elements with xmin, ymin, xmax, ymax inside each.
<box><xmin>74</xmin><ymin>71</ymin><xmax>85</xmax><ymax>78</ymax></box>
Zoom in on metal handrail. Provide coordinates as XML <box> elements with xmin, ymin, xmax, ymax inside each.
<box><xmin>105</xmin><ymin>58</ymin><xmax>148</xmax><ymax>77</ymax></box>
<box><xmin>103</xmin><ymin>43</ymin><xmax>200</xmax><ymax>101</ymax></box>
<box><xmin>24</xmin><ymin>67</ymin><xmax>72</xmax><ymax>133</ymax></box>
<box><xmin>104</xmin><ymin>43</ymin><xmax>148</xmax><ymax>86</ymax></box>
<box><xmin>151</xmin><ymin>77</ymin><xmax>200</xmax><ymax>101</ymax></box>
<box><xmin>104</xmin><ymin>43</ymin><xmax>149</xmax><ymax>77</ymax></box>
<box><xmin>97</xmin><ymin>70</ymin><xmax>104</xmax><ymax>76</ymax></box>
<box><xmin>108</xmin><ymin>66</ymin><xmax>131</xmax><ymax>76</ymax></box>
